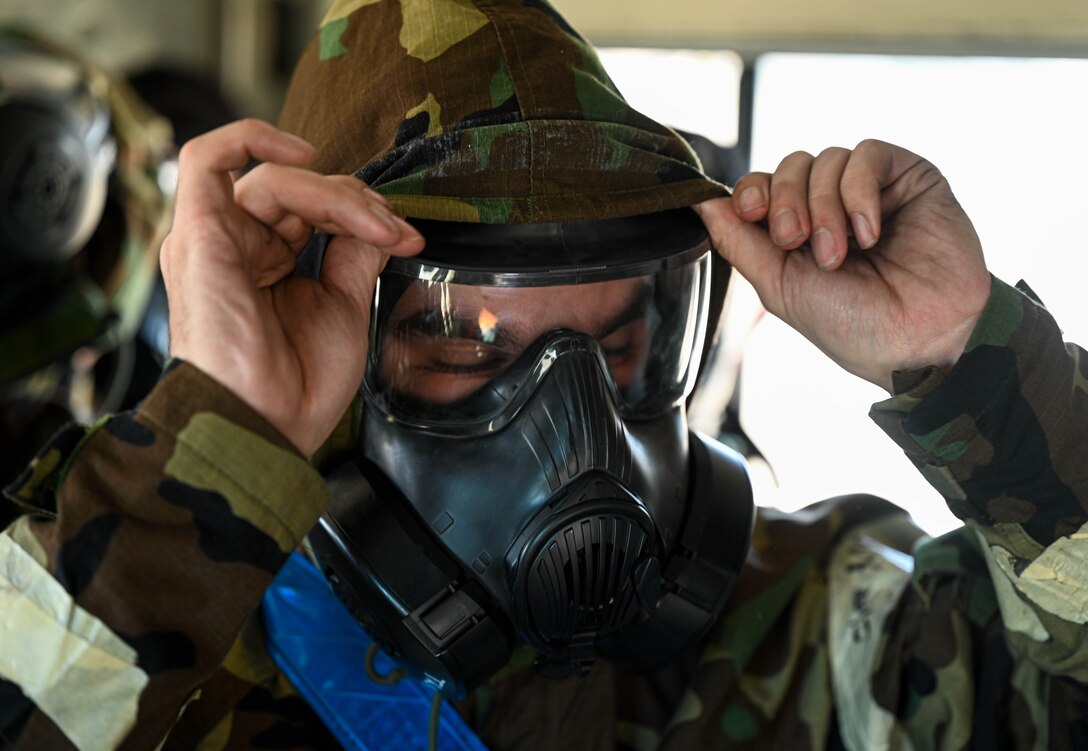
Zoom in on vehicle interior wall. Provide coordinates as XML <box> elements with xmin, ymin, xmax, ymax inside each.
<box><xmin>552</xmin><ymin>0</ymin><xmax>1088</xmax><ymax>57</ymax></box>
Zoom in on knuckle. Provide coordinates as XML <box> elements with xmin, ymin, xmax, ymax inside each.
<box><xmin>769</xmin><ymin>154</ymin><xmax>815</xmax><ymax>200</ymax></box>
<box><xmin>236</xmin><ymin>117</ymin><xmax>268</xmax><ymax>136</ymax></box>
<box><xmin>853</xmin><ymin>138</ymin><xmax>886</xmax><ymax>153</ymax></box>
<box><xmin>817</xmin><ymin>146</ymin><xmax>850</xmax><ymax>162</ymax></box>
<box><xmin>838</xmin><ymin>169</ymin><xmax>872</xmax><ymax>195</ymax></box>
<box><xmin>808</xmin><ymin>174</ymin><xmax>845</xmax><ymax>203</ymax></box>
<box><xmin>176</xmin><ymin>137</ymin><xmax>203</xmax><ymax>168</ymax></box>
<box><xmin>332</xmin><ymin>174</ymin><xmax>366</xmax><ymax>190</ymax></box>
<box><xmin>219</xmin><ymin>117</ymin><xmax>271</xmax><ymax>150</ymax></box>
<box><xmin>330</xmin><ymin>175</ymin><xmax>372</xmax><ymax>202</ymax></box>
<box><xmin>769</xmin><ymin>177</ymin><xmax>802</xmax><ymax>200</ymax></box>
<box><xmin>780</xmin><ymin>150</ymin><xmax>814</xmax><ymax>168</ymax></box>
<box><xmin>807</xmin><ymin>189</ymin><xmax>841</xmax><ymax>209</ymax></box>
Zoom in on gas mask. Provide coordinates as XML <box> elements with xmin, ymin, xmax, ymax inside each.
<box><xmin>0</xmin><ymin>36</ymin><xmax>171</xmax><ymax>490</ymax></box>
<box><xmin>0</xmin><ymin>37</ymin><xmax>116</xmax><ymax>384</ymax></box>
<box><xmin>308</xmin><ymin>209</ymin><xmax>754</xmax><ymax>699</ymax></box>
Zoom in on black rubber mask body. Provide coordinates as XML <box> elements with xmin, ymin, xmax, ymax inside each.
<box><xmin>310</xmin><ymin>339</ymin><xmax>753</xmax><ymax>699</ymax></box>
<box><xmin>367</xmin><ymin>337</ymin><xmax>688</xmax><ymax>660</ymax></box>
<box><xmin>307</xmin><ymin>212</ymin><xmax>754</xmax><ymax>700</ymax></box>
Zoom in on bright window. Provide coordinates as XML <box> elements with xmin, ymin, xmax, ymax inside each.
<box><xmin>599</xmin><ymin>50</ymin><xmax>1088</xmax><ymax>536</ymax></box>
<box><xmin>597</xmin><ymin>48</ymin><xmax>743</xmax><ymax>146</ymax></box>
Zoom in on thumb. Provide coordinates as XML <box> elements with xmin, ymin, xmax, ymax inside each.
<box><xmin>693</xmin><ymin>197</ymin><xmax>787</xmax><ymax>315</ymax></box>
<box><xmin>320</xmin><ymin>237</ymin><xmax>388</xmax><ymax>317</ymax></box>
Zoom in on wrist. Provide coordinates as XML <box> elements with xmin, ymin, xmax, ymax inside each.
<box><xmin>879</xmin><ymin>275</ymin><xmax>992</xmax><ymax>391</ymax></box>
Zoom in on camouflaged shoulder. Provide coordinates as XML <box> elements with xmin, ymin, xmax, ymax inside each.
<box><xmin>870</xmin><ymin>275</ymin><xmax>1088</xmax><ymax>687</ymax></box>
<box><xmin>0</xmin><ymin>361</ymin><xmax>329</xmax><ymax>750</ymax></box>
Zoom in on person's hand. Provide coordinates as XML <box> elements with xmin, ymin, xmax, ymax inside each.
<box><xmin>694</xmin><ymin>139</ymin><xmax>990</xmax><ymax>392</ymax></box>
<box><xmin>162</xmin><ymin>119</ymin><xmax>424</xmax><ymax>455</ymax></box>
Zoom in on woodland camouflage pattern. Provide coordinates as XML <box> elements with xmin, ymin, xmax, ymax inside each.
<box><xmin>0</xmin><ymin>33</ymin><xmax>174</xmax><ymax>526</ymax></box>
<box><xmin>3</xmin><ymin>0</ymin><xmax>1088</xmax><ymax>747</ymax></box>
<box><xmin>278</xmin><ymin>0</ymin><xmax>729</xmax><ymax>223</ymax></box>
<box><xmin>2</xmin><ymin>276</ymin><xmax>1087</xmax><ymax>750</ymax></box>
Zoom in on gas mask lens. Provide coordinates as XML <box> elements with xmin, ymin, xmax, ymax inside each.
<box><xmin>365</xmin><ymin>251</ymin><xmax>710</xmax><ymax>431</ymax></box>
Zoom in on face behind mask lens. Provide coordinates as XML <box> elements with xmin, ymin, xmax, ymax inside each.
<box><xmin>307</xmin><ymin>211</ymin><xmax>754</xmax><ymax>701</ymax></box>
<box><xmin>367</xmin><ymin>253</ymin><xmax>710</xmax><ymax>433</ymax></box>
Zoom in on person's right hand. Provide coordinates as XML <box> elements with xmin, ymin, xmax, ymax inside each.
<box><xmin>162</xmin><ymin>119</ymin><xmax>424</xmax><ymax>455</ymax></box>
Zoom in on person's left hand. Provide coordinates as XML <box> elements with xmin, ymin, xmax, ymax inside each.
<box><xmin>694</xmin><ymin>140</ymin><xmax>991</xmax><ymax>392</ymax></box>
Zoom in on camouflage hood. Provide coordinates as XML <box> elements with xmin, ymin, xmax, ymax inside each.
<box><xmin>279</xmin><ymin>0</ymin><xmax>729</xmax><ymax>223</ymax></box>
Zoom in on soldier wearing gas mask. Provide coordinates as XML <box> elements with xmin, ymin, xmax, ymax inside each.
<box><xmin>2</xmin><ymin>2</ymin><xmax>1086</xmax><ymax>751</ymax></box>
<box><xmin>0</xmin><ymin>34</ymin><xmax>172</xmax><ymax>502</ymax></box>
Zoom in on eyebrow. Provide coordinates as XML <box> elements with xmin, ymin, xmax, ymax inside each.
<box><xmin>389</xmin><ymin>284</ymin><xmax>651</xmax><ymax>349</ymax></box>
<box><xmin>593</xmin><ymin>285</ymin><xmax>651</xmax><ymax>340</ymax></box>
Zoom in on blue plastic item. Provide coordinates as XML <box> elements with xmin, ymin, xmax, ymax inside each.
<box><xmin>262</xmin><ymin>552</ymin><xmax>489</xmax><ymax>751</ymax></box>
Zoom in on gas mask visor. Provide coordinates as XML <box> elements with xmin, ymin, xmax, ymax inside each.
<box><xmin>365</xmin><ymin>209</ymin><xmax>713</xmax><ymax>434</ymax></box>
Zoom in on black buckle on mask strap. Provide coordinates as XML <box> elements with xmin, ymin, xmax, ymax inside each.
<box><xmin>309</xmin><ymin>460</ymin><xmax>516</xmax><ymax>700</ymax></box>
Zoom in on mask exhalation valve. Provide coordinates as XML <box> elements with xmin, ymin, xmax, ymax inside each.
<box><xmin>510</xmin><ymin>477</ymin><xmax>662</xmax><ymax>678</ymax></box>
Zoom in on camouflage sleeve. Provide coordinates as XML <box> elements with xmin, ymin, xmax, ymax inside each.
<box><xmin>870</xmin><ymin>275</ymin><xmax>1088</xmax><ymax>682</ymax></box>
<box><xmin>0</xmin><ymin>361</ymin><xmax>330</xmax><ymax>751</ymax></box>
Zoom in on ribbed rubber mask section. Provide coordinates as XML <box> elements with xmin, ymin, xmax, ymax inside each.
<box><xmin>524</xmin><ymin>507</ymin><xmax>655</xmax><ymax>648</ymax></box>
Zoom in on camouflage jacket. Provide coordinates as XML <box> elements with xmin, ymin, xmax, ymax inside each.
<box><xmin>1</xmin><ymin>275</ymin><xmax>1086</xmax><ymax>751</ymax></box>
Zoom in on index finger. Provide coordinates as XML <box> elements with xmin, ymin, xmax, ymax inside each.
<box><xmin>175</xmin><ymin>119</ymin><xmax>315</xmax><ymax>216</ymax></box>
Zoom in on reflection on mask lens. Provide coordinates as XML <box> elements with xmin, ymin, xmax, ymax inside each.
<box><xmin>366</xmin><ymin>254</ymin><xmax>709</xmax><ymax>430</ymax></box>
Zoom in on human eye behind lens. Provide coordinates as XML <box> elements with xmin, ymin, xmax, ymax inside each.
<box><xmin>599</xmin><ymin>319</ymin><xmax>651</xmax><ymax>389</ymax></box>
<box><xmin>600</xmin><ymin>325</ymin><xmax>636</xmax><ymax>375</ymax></box>
<box><xmin>420</xmin><ymin>338</ymin><xmax>512</xmax><ymax>376</ymax></box>
<box><xmin>603</xmin><ymin>342</ymin><xmax>633</xmax><ymax>367</ymax></box>
<box><xmin>600</xmin><ymin>321</ymin><xmax>640</xmax><ymax>360</ymax></box>
<box><xmin>380</xmin><ymin>334</ymin><xmax>512</xmax><ymax>404</ymax></box>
